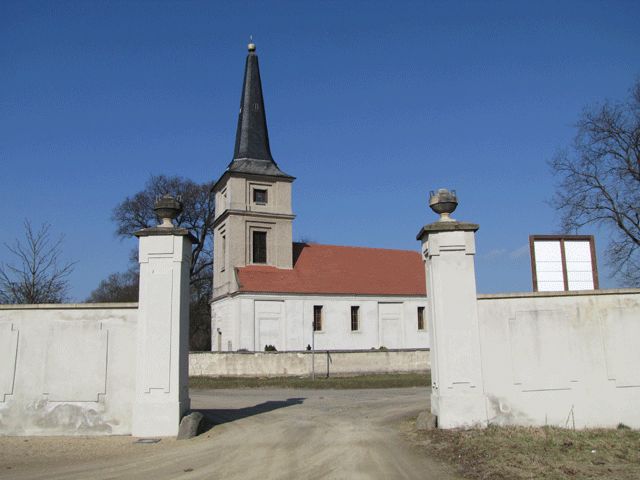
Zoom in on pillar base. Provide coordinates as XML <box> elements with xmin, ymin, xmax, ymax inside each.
<box><xmin>432</xmin><ymin>392</ymin><xmax>487</xmax><ymax>429</ymax></box>
<box><xmin>132</xmin><ymin>399</ymin><xmax>190</xmax><ymax>437</ymax></box>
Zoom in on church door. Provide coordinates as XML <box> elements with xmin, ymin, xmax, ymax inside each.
<box><xmin>254</xmin><ymin>301</ymin><xmax>284</xmax><ymax>351</ymax></box>
<box><xmin>379</xmin><ymin>303</ymin><xmax>403</xmax><ymax>349</ymax></box>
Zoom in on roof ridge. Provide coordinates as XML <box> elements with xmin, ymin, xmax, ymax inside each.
<box><xmin>236</xmin><ymin>243</ymin><xmax>426</xmax><ymax>296</ymax></box>
<box><xmin>293</xmin><ymin>242</ymin><xmax>420</xmax><ymax>254</ymax></box>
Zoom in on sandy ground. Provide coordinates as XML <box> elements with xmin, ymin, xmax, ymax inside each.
<box><xmin>0</xmin><ymin>387</ymin><xmax>461</xmax><ymax>480</ymax></box>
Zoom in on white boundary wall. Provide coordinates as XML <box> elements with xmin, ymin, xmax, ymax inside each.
<box><xmin>0</xmin><ymin>304</ymin><xmax>138</xmax><ymax>435</ymax></box>
<box><xmin>0</xmin><ymin>225</ymin><xmax>194</xmax><ymax>437</ymax></box>
<box><xmin>418</xmin><ymin>216</ymin><xmax>640</xmax><ymax>429</ymax></box>
<box><xmin>477</xmin><ymin>289</ymin><xmax>640</xmax><ymax>428</ymax></box>
<box><xmin>190</xmin><ymin>349</ymin><xmax>430</xmax><ymax>377</ymax></box>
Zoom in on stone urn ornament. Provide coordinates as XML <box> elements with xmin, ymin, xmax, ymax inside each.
<box><xmin>154</xmin><ymin>194</ymin><xmax>183</xmax><ymax>227</ymax></box>
<box><xmin>429</xmin><ymin>189</ymin><xmax>458</xmax><ymax>222</ymax></box>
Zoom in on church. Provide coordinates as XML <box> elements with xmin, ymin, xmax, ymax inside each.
<box><xmin>210</xmin><ymin>43</ymin><xmax>428</xmax><ymax>352</ymax></box>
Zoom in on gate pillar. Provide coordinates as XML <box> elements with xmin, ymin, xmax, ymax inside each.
<box><xmin>417</xmin><ymin>190</ymin><xmax>487</xmax><ymax>428</ymax></box>
<box><xmin>132</xmin><ymin>195</ymin><xmax>197</xmax><ymax>437</ymax></box>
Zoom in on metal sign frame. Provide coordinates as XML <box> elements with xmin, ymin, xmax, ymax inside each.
<box><xmin>529</xmin><ymin>235</ymin><xmax>599</xmax><ymax>292</ymax></box>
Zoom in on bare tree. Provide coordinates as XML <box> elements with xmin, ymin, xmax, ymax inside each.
<box><xmin>111</xmin><ymin>174</ymin><xmax>215</xmax><ymax>293</ymax></box>
<box><xmin>103</xmin><ymin>174</ymin><xmax>215</xmax><ymax>349</ymax></box>
<box><xmin>0</xmin><ymin>221</ymin><xmax>75</xmax><ymax>304</ymax></box>
<box><xmin>86</xmin><ymin>268</ymin><xmax>139</xmax><ymax>303</ymax></box>
<box><xmin>551</xmin><ymin>79</ymin><xmax>640</xmax><ymax>286</ymax></box>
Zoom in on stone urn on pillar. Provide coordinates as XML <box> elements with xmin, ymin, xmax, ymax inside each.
<box><xmin>429</xmin><ymin>189</ymin><xmax>458</xmax><ymax>222</ymax></box>
<box><xmin>154</xmin><ymin>194</ymin><xmax>183</xmax><ymax>227</ymax></box>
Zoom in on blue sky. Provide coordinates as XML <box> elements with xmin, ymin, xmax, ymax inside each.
<box><xmin>1</xmin><ymin>0</ymin><xmax>639</xmax><ymax>300</ymax></box>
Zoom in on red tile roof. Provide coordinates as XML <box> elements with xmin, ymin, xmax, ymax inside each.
<box><xmin>237</xmin><ymin>243</ymin><xmax>426</xmax><ymax>296</ymax></box>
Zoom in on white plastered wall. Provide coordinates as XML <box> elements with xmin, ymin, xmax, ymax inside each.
<box><xmin>0</xmin><ymin>304</ymin><xmax>137</xmax><ymax>435</ymax></box>
<box><xmin>211</xmin><ymin>294</ymin><xmax>429</xmax><ymax>352</ymax></box>
<box><xmin>477</xmin><ymin>289</ymin><xmax>640</xmax><ymax>428</ymax></box>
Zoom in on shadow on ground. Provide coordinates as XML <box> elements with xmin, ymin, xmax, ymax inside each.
<box><xmin>195</xmin><ymin>398</ymin><xmax>305</xmax><ymax>433</ymax></box>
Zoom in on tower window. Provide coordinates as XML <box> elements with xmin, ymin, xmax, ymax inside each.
<box><xmin>252</xmin><ymin>231</ymin><xmax>267</xmax><ymax>263</ymax></box>
<box><xmin>221</xmin><ymin>187</ymin><xmax>228</xmax><ymax>208</ymax></box>
<box><xmin>350</xmin><ymin>306</ymin><xmax>359</xmax><ymax>331</ymax></box>
<box><xmin>313</xmin><ymin>306</ymin><xmax>323</xmax><ymax>331</ymax></box>
<box><xmin>253</xmin><ymin>189</ymin><xmax>268</xmax><ymax>204</ymax></box>
<box><xmin>417</xmin><ymin>307</ymin><xmax>425</xmax><ymax>330</ymax></box>
<box><xmin>221</xmin><ymin>234</ymin><xmax>226</xmax><ymax>271</ymax></box>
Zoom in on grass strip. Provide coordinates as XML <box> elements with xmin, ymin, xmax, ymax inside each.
<box><xmin>190</xmin><ymin>372</ymin><xmax>430</xmax><ymax>389</ymax></box>
<box><xmin>413</xmin><ymin>424</ymin><xmax>640</xmax><ymax>480</ymax></box>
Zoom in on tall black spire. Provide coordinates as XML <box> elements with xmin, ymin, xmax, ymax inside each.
<box><xmin>227</xmin><ymin>42</ymin><xmax>292</xmax><ymax>179</ymax></box>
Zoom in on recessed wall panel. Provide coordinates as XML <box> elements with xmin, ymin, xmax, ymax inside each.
<box><xmin>255</xmin><ymin>301</ymin><xmax>283</xmax><ymax>351</ymax></box>
<box><xmin>44</xmin><ymin>322</ymin><xmax>108</xmax><ymax>402</ymax></box>
<box><xmin>143</xmin><ymin>262</ymin><xmax>173</xmax><ymax>392</ymax></box>
<box><xmin>509</xmin><ymin>310</ymin><xmax>577</xmax><ymax>391</ymax></box>
<box><xmin>602</xmin><ymin>308</ymin><xmax>640</xmax><ymax>387</ymax></box>
<box><xmin>0</xmin><ymin>323</ymin><xmax>19</xmax><ymax>402</ymax></box>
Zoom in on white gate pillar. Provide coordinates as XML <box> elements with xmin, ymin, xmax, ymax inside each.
<box><xmin>132</xmin><ymin>196</ymin><xmax>196</xmax><ymax>437</ymax></box>
<box><xmin>417</xmin><ymin>190</ymin><xmax>487</xmax><ymax>428</ymax></box>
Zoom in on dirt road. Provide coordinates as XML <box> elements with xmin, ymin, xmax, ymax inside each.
<box><xmin>1</xmin><ymin>387</ymin><xmax>461</xmax><ymax>480</ymax></box>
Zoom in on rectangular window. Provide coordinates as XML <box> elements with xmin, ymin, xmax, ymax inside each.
<box><xmin>220</xmin><ymin>187</ymin><xmax>228</xmax><ymax>211</ymax></box>
<box><xmin>417</xmin><ymin>307</ymin><xmax>425</xmax><ymax>330</ymax></box>
<box><xmin>253</xmin><ymin>189</ymin><xmax>268</xmax><ymax>204</ymax></box>
<box><xmin>221</xmin><ymin>234</ymin><xmax>226</xmax><ymax>271</ymax></box>
<box><xmin>313</xmin><ymin>305</ymin><xmax>323</xmax><ymax>331</ymax></box>
<box><xmin>350</xmin><ymin>306</ymin><xmax>359</xmax><ymax>331</ymax></box>
<box><xmin>252</xmin><ymin>231</ymin><xmax>267</xmax><ymax>264</ymax></box>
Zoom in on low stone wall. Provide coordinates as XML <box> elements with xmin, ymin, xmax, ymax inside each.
<box><xmin>189</xmin><ymin>349</ymin><xmax>430</xmax><ymax>377</ymax></box>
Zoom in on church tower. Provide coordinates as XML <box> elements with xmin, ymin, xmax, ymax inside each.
<box><xmin>212</xmin><ymin>42</ymin><xmax>295</xmax><ymax>299</ymax></box>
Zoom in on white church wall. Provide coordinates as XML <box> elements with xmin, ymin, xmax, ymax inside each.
<box><xmin>211</xmin><ymin>296</ymin><xmax>234</xmax><ymax>351</ymax></box>
<box><xmin>0</xmin><ymin>304</ymin><xmax>138</xmax><ymax>435</ymax></box>
<box><xmin>476</xmin><ymin>289</ymin><xmax>640</xmax><ymax>428</ymax></box>
<box><xmin>284</xmin><ymin>299</ymin><xmax>305</xmax><ymax>350</ymax></box>
<box><xmin>403</xmin><ymin>301</ymin><xmax>429</xmax><ymax>349</ymax></box>
<box><xmin>211</xmin><ymin>293</ymin><xmax>429</xmax><ymax>352</ymax></box>
<box><xmin>189</xmin><ymin>349</ymin><xmax>430</xmax><ymax>377</ymax></box>
<box><xmin>238</xmin><ymin>297</ymin><xmax>255</xmax><ymax>351</ymax></box>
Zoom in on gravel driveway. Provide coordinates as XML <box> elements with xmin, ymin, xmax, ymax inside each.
<box><xmin>0</xmin><ymin>387</ymin><xmax>461</xmax><ymax>480</ymax></box>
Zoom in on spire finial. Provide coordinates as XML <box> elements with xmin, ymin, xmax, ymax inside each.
<box><xmin>248</xmin><ymin>35</ymin><xmax>256</xmax><ymax>52</ymax></box>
